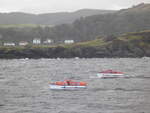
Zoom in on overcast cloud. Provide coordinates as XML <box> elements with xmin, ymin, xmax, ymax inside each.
<box><xmin>0</xmin><ymin>0</ymin><xmax>150</xmax><ymax>14</ymax></box>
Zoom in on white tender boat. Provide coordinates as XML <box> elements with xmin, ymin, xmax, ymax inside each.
<box><xmin>97</xmin><ymin>70</ymin><xmax>127</xmax><ymax>78</ymax></box>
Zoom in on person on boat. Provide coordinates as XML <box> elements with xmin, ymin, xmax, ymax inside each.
<box><xmin>65</xmin><ymin>80</ymin><xmax>71</xmax><ymax>85</ymax></box>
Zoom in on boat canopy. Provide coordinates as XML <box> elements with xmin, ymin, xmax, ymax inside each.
<box><xmin>100</xmin><ymin>70</ymin><xmax>124</xmax><ymax>74</ymax></box>
<box><xmin>53</xmin><ymin>80</ymin><xmax>87</xmax><ymax>86</ymax></box>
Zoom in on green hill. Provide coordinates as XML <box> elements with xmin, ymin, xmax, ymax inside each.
<box><xmin>48</xmin><ymin>3</ymin><xmax>150</xmax><ymax>42</ymax></box>
<box><xmin>0</xmin><ymin>9</ymin><xmax>114</xmax><ymax>26</ymax></box>
<box><xmin>0</xmin><ymin>3</ymin><xmax>150</xmax><ymax>43</ymax></box>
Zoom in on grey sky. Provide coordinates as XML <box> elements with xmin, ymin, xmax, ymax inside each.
<box><xmin>0</xmin><ymin>0</ymin><xmax>150</xmax><ymax>14</ymax></box>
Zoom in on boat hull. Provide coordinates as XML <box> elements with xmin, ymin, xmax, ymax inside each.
<box><xmin>97</xmin><ymin>73</ymin><xmax>126</xmax><ymax>78</ymax></box>
<box><xmin>49</xmin><ymin>84</ymin><xmax>86</xmax><ymax>90</ymax></box>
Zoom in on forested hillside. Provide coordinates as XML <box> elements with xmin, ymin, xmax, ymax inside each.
<box><xmin>0</xmin><ymin>3</ymin><xmax>150</xmax><ymax>43</ymax></box>
<box><xmin>47</xmin><ymin>3</ymin><xmax>150</xmax><ymax>42</ymax></box>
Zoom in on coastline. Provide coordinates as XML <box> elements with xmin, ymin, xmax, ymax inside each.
<box><xmin>0</xmin><ymin>31</ymin><xmax>150</xmax><ymax>59</ymax></box>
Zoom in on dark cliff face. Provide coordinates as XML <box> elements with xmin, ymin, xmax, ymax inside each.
<box><xmin>0</xmin><ymin>30</ymin><xmax>150</xmax><ymax>59</ymax></box>
<box><xmin>0</xmin><ymin>44</ymin><xmax>149</xmax><ymax>59</ymax></box>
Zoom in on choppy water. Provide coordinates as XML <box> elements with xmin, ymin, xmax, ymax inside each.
<box><xmin>0</xmin><ymin>58</ymin><xmax>150</xmax><ymax>113</ymax></box>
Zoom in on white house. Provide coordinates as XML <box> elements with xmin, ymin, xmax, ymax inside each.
<box><xmin>33</xmin><ymin>38</ymin><xmax>41</xmax><ymax>44</ymax></box>
<box><xmin>19</xmin><ymin>41</ymin><xmax>29</xmax><ymax>46</ymax></box>
<box><xmin>4</xmin><ymin>42</ymin><xmax>15</xmax><ymax>46</ymax></box>
<box><xmin>64</xmin><ymin>40</ymin><xmax>74</xmax><ymax>44</ymax></box>
<box><xmin>43</xmin><ymin>39</ymin><xmax>53</xmax><ymax>44</ymax></box>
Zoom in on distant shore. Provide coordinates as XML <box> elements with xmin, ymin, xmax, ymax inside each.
<box><xmin>0</xmin><ymin>31</ymin><xmax>150</xmax><ymax>59</ymax></box>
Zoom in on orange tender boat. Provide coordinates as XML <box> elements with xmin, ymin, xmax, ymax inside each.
<box><xmin>49</xmin><ymin>80</ymin><xmax>87</xmax><ymax>90</ymax></box>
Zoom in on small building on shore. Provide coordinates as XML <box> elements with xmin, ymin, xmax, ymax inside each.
<box><xmin>33</xmin><ymin>38</ymin><xmax>41</xmax><ymax>44</ymax></box>
<box><xmin>43</xmin><ymin>39</ymin><xmax>53</xmax><ymax>44</ymax></box>
<box><xmin>19</xmin><ymin>41</ymin><xmax>29</xmax><ymax>46</ymax></box>
<box><xmin>3</xmin><ymin>42</ymin><xmax>15</xmax><ymax>46</ymax></box>
<box><xmin>64</xmin><ymin>40</ymin><xmax>74</xmax><ymax>44</ymax></box>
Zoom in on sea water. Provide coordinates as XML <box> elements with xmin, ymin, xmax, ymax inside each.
<box><xmin>0</xmin><ymin>58</ymin><xmax>150</xmax><ymax>113</ymax></box>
